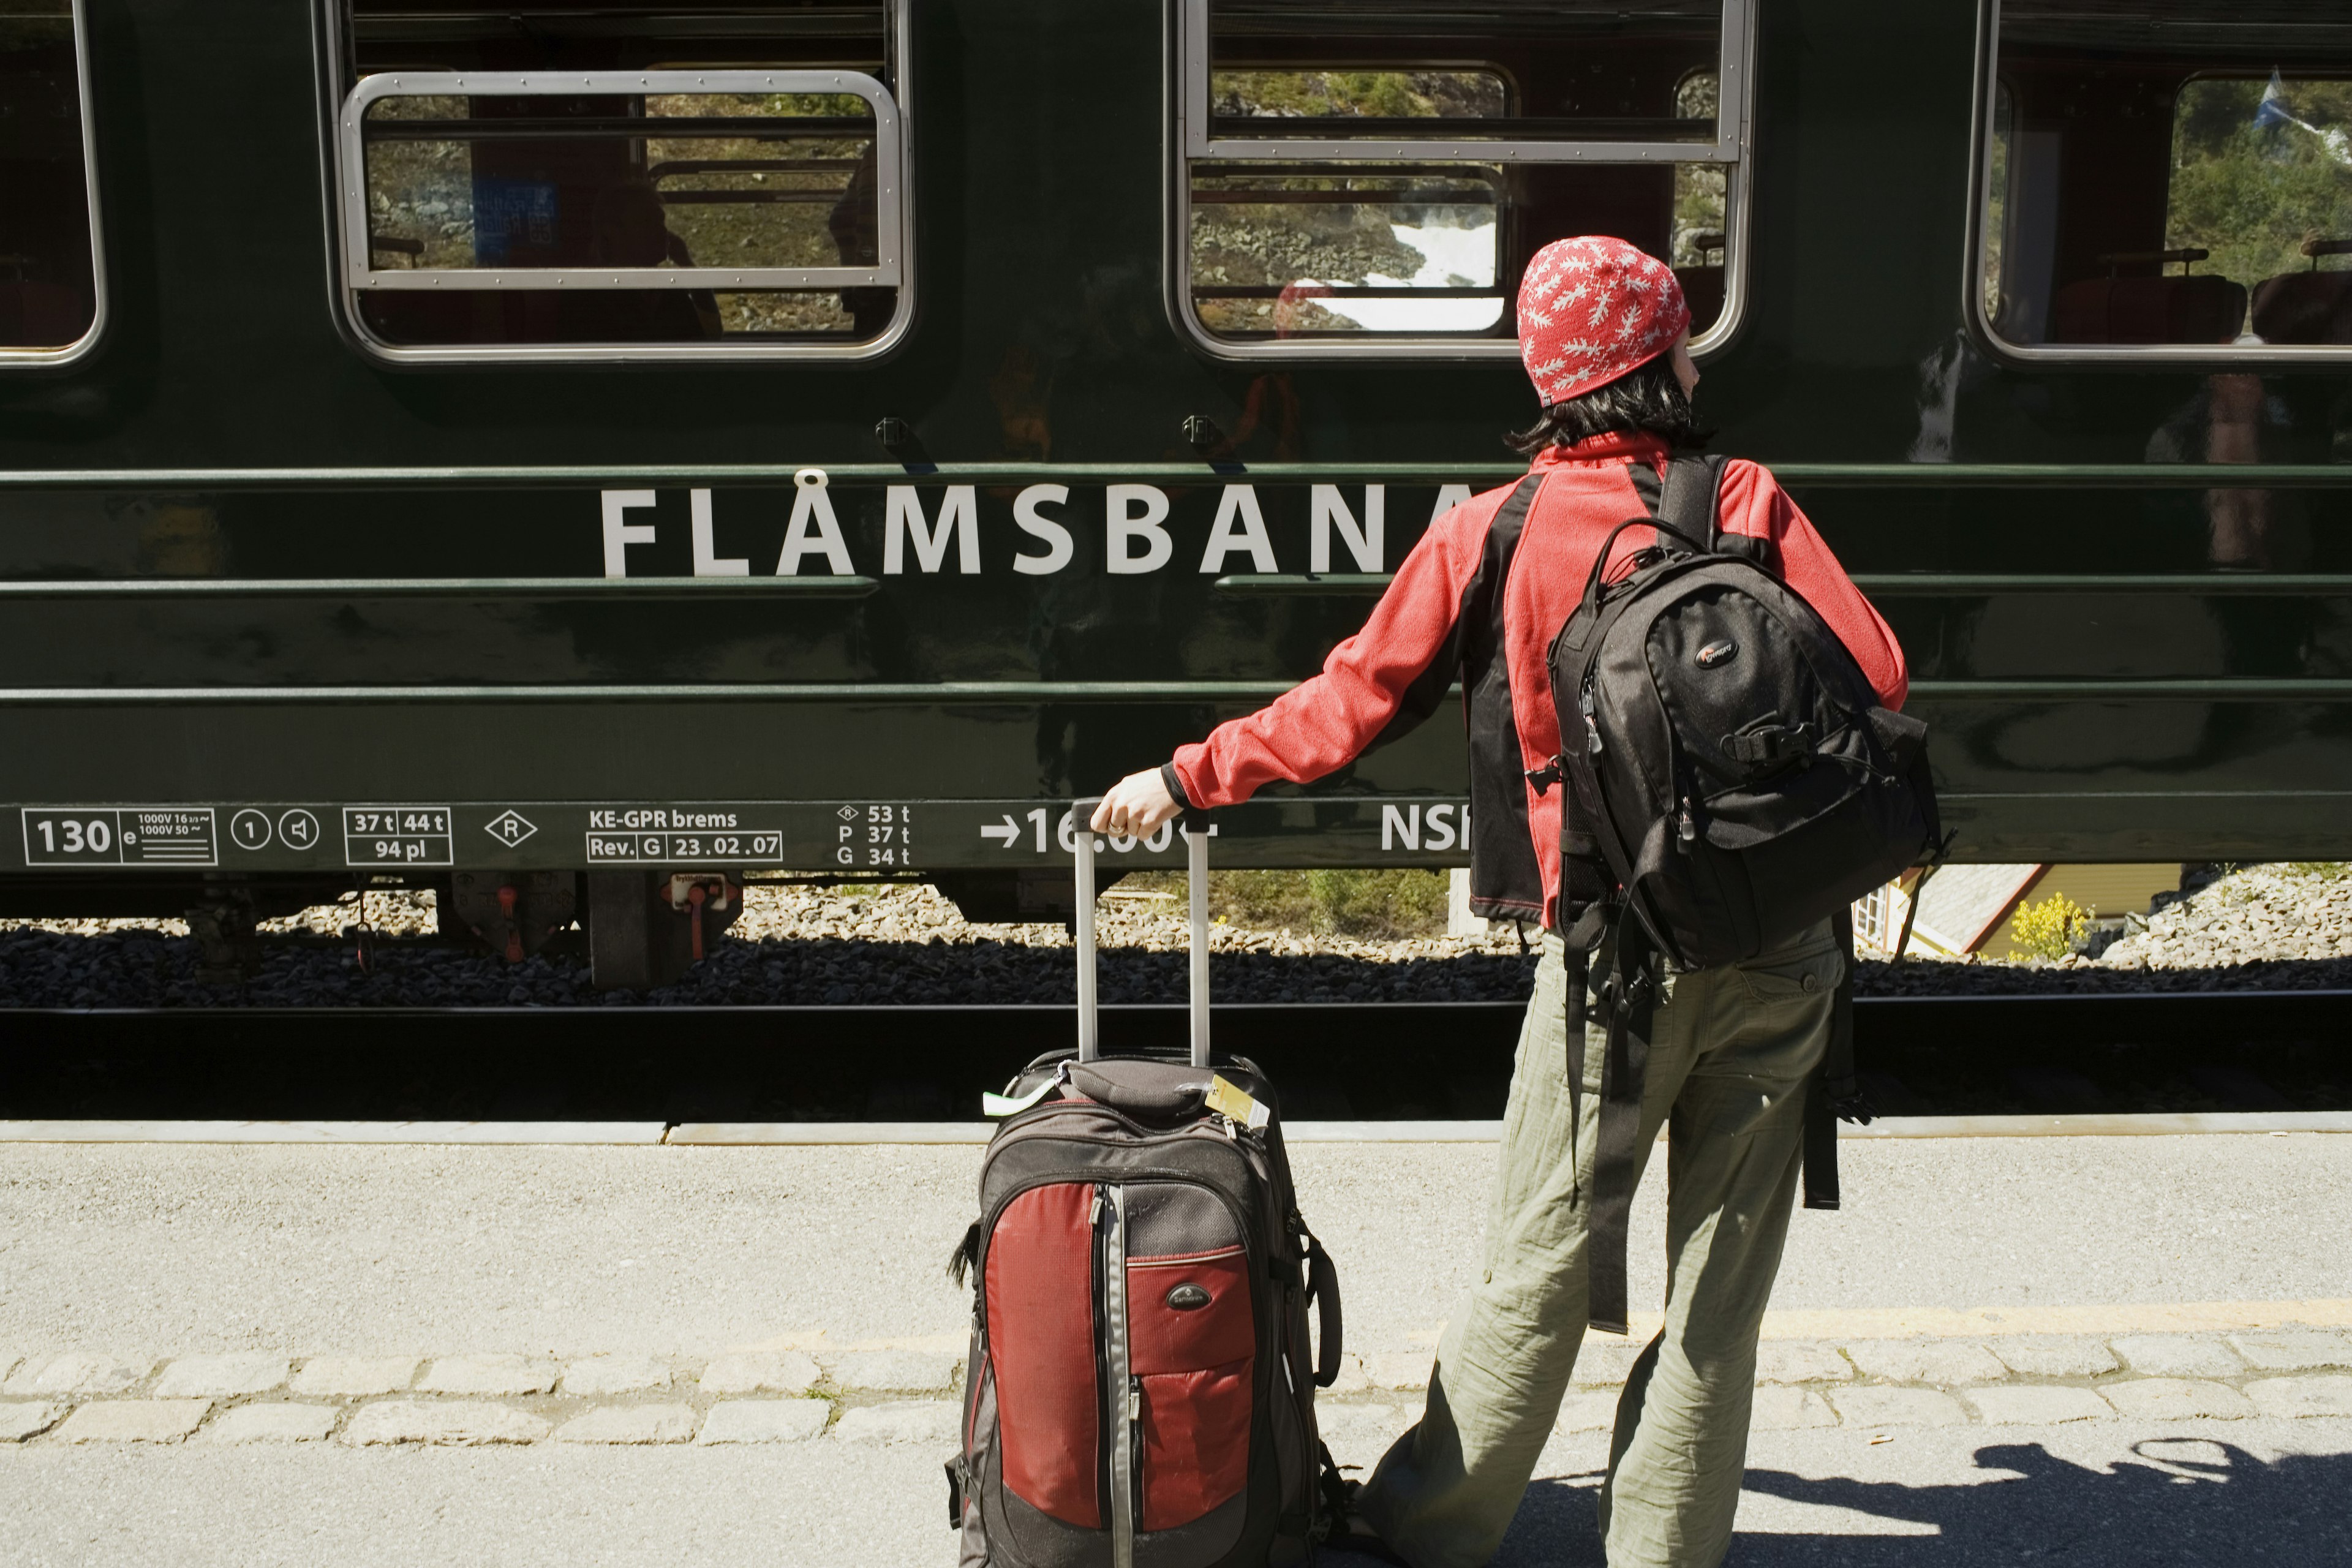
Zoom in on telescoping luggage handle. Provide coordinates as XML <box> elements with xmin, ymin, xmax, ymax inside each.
<box><xmin>1070</xmin><ymin>799</ymin><xmax>1212</xmax><ymax>1068</ymax></box>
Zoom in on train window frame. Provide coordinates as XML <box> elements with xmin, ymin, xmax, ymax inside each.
<box><xmin>326</xmin><ymin>51</ymin><xmax>912</xmax><ymax>365</ymax></box>
<box><xmin>1167</xmin><ymin>0</ymin><xmax>1757</xmax><ymax>363</ymax></box>
<box><xmin>1967</xmin><ymin>1</ymin><xmax>2352</xmax><ymax>365</ymax></box>
<box><xmin>0</xmin><ymin>0</ymin><xmax>108</xmax><ymax>370</ymax></box>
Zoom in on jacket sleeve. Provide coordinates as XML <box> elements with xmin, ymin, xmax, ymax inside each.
<box><xmin>1170</xmin><ymin>502</ymin><xmax>1491</xmax><ymax>809</ymax></box>
<box><xmin>1719</xmin><ymin>459</ymin><xmax>1909</xmax><ymax>710</ymax></box>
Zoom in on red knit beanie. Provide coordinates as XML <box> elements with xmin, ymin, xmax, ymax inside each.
<box><xmin>1517</xmin><ymin>236</ymin><xmax>1691</xmax><ymax>407</ymax></box>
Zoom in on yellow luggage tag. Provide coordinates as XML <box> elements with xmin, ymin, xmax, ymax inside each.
<box><xmin>1204</xmin><ymin>1073</ymin><xmax>1271</xmax><ymax>1131</ymax></box>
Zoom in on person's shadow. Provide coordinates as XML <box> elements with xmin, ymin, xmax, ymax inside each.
<box><xmin>1495</xmin><ymin>1440</ymin><xmax>2352</xmax><ymax>1564</ymax></box>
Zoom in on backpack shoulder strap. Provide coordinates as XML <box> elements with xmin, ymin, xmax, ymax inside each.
<box><xmin>1657</xmin><ymin>453</ymin><xmax>1730</xmax><ymax>551</ymax></box>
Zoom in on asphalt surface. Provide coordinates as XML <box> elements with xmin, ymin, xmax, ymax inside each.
<box><xmin>4</xmin><ymin>1420</ymin><xmax>2346</xmax><ymax>1566</ymax></box>
<box><xmin>3</xmin><ymin>1133</ymin><xmax>2349</xmax><ymax>1565</ymax></box>
<box><xmin>2</xmin><ymin>1136</ymin><xmax>2348</xmax><ymax>1355</ymax></box>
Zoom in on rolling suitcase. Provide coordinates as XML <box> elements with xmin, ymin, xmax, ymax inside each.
<box><xmin>947</xmin><ymin>805</ymin><xmax>1344</xmax><ymax>1567</ymax></box>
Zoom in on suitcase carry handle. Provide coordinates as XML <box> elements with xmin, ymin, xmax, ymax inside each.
<box><xmin>1071</xmin><ymin>799</ymin><xmax>1212</xmax><ymax>1067</ymax></box>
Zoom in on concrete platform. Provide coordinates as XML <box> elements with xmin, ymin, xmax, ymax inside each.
<box><xmin>1</xmin><ymin>1133</ymin><xmax>2348</xmax><ymax>1564</ymax></box>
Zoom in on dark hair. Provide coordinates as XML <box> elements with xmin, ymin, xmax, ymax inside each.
<box><xmin>1505</xmin><ymin>353</ymin><xmax>1706</xmax><ymax>456</ymax></box>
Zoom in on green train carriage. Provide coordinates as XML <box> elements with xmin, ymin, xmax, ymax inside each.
<box><xmin>0</xmin><ymin>0</ymin><xmax>2345</xmax><ymax>984</ymax></box>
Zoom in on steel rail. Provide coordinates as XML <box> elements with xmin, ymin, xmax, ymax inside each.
<box><xmin>1</xmin><ymin>993</ymin><xmax>2343</xmax><ymax>1123</ymax></box>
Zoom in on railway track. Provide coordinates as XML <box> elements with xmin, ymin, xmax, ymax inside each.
<box><xmin>2</xmin><ymin>992</ymin><xmax>2346</xmax><ymax>1123</ymax></box>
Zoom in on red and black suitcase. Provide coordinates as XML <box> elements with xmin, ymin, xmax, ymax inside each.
<box><xmin>948</xmin><ymin>806</ymin><xmax>1344</xmax><ymax>1567</ymax></box>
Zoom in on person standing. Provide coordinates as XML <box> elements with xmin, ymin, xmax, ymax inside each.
<box><xmin>1089</xmin><ymin>236</ymin><xmax>1907</xmax><ymax>1567</ymax></box>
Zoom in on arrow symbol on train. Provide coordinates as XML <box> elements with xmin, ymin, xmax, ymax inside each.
<box><xmin>979</xmin><ymin>815</ymin><xmax>1020</xmax><ymax>846</ymax></box>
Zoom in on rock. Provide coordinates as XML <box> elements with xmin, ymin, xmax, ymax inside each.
<box><xmin>290</xmin><ymin>1357</ymin><xmax>419</xmax><ymax>1396</ymax></box>
<box><xmin>1844</xmin><ymin>1341</ymin><xmax>2006</xmax><ymax>1386</ymax></box>
<box><xmin>1755</xmin><ymin>1343</ymin><xmax>1853</xmax><ymax>1384</ymax></box>
<box><xmin>2101</xmin><ymin>1378</ymin><xmax>2254</xmax><ymax>1420</ymax></box>
<box><xmin>1751</xmin><ymin>1388</ymin><xmax>1839</xmax><ymax>1429</ymax></box>
<box><xmin>1828</xmin><ymin>1387</ymin><xmax>1966</xmax><ymax>1428</ymax></box>
<box><xmin>1962</xmin><ymin>1386</ymin><xmax>2113</xmax><ymax>1425</ymax></box>
<box><xmin>824</xmin><ymin>1349</ymin><xmax>961</xmax><ymax>1393</ymax></box>
<box><xmin>155</xmin><ymin>1354</ymin><xmax>290</xmax><ymax>1398</ymax></box>
<box><xmin>696</xmin><ymin>1353</ymin><xmax>818</xmax><ymax>1401</ymax></box>
<box><xmin>0</xmin><ymin>1401</ymin><xmax>70</xmax><ymax>1441</ymax></box>
<box><xmin>205</xmin><ymin>1403</ymin><xmax>339</xmax><ymax>1442</ymax></box>
<box><xmin>831</xmin><ymin>1401</ymin><xmax>962</xmax><ymax>1446</ymax></box>
<box><xmin>555</xmin><ymin>1404</ymin><xmax>699</xmax><ymax>1444</ymax></box>
<box><xmin>2242</xmin><ymin>1374</ymin><xmax>2352</xmax><ymax>1418</ymax></box>
<box><xmin>2111</xmin><ymin>1335</ymin><xmax>2244</xmax><ymax>1379</ymax></box>
<box><xmin>415</xmin><ymin>1355</ymin><xmax>560</xmax><ymax>1396</ymax></box>
<box><xmin>342</xmin><ymin>1400</ymin><xmax>550</xmax><ymax>1446</ymax></box>
<box><xmin>54</xmin><ymin>1400</ymin><xmax>211</xmax><ymax>1442</ymax></box>
<box><xmin>2225</xmin><ymin>1330</ymin><xmax>2352</xmax><ymax>1372</ymax></box>
<box><xmin>1987</xmin><ymin>1337</ymin><xmax>2119</xmax><ymax>1379</ymax></box>
<box><xmin>560</xmin><ymin>1354</ymin><xmax>673</xmax><ymax>1395</ymax></box>
<box><xmin>697</xmin><ymin>1400</ymin><xmax>830</xmax><ymax>1444</ymax></box>
<box><xmin>6</xmin><ymin>1354</ymin><xmax>152</xmax><ymax>1396</ymax></box>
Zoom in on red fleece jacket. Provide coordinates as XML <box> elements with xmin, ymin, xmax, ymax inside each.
<box><xmin>1170</xmin><ymin>434</ymin><xmax>1908</xmax><ymax>930</ymax></box>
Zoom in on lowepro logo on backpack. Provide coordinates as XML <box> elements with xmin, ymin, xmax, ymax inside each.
<box><xmin>1694</xmin><ymin>638</ymin><xmax>1738</xmax><ymax>668</ymax></box>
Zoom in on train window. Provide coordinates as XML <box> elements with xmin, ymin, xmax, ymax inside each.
<box><xmin>1978</xmin><ymin>1</ymin><xmax>2352</xmax><ymax>357</ymax></box>
<box><xmin>1173</xmin><ymin>0</ymin><xmax>1753</xmax><ymax>360</ymax></box>
<box><xmin>0</xmin><ymin>0</ymin><xmax>104</xmax><ymax>365</ymax></box>
<box><xmin>325</xmin><ymin>2</ymin><xmax>909</xmax><ymax>363</ymax></box>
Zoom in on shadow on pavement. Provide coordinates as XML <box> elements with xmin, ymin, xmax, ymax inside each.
<box><xmin>1496</xmin><ymin>1439</ymin><xmax>2352</xmax><ymax>1565</ymax></box>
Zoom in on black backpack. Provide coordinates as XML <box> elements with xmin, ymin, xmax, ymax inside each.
<box><xmin>1531</xmin><ymin>454</ymin><xmax>1942</xmax><ymax>1332</ymax></box>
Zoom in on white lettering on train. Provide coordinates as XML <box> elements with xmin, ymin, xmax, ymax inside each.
<box><xmin>1011</xmin><ymin>483</ymin><xmax>1073</xmax><ymax>575</ymax></box>
<box><xmin>1200</xmin><ymin>484</ymin><xmax>1276</xmax><ymax>574</ymax></box>
<box><xmin>1106</xmin><ymin>483</ymin><xmax>1173</xmax><ymax>575</ymax></box>
<box><xmin>1380</xmin><ymin>802</ymin><xmax>1464</xmax><ymax>852</ymax></box>
<box><xmin>1311</xmin><ymin>484</ymin><xmax>1384</xmax><ymax>573</ymax></box>
<box><xmin>777</xmin><ymin>468</ymin><xmax>854</xmax><ymax>576</ymax></box>
<box><xmin>884</xmin><ymin>484</ymin><xmax>980</xmax><ymax>574</ymax></box>
<box><xmin>597</xmin><ymin>481</ymin><xmax>1425</xmax><ymax>579</ymax></box>
<box><xmin>690</xmin><ymin>488</ymin><xmax>748</xmax><ymax>578</ymax></box>
<box><xmin>601</xmin><ymin>489</ymin><xmax>658</xmax><ymax>578</ymax></box>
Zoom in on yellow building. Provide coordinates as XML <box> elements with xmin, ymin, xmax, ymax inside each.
<box><xmin>1855</xmin><ymin>864</ymin><xmax>2184</xmax><ymax>959</ymax></box>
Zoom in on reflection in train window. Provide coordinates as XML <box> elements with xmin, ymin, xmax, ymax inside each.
<box><xmin>0</xmin><ymin>0</ymin><xmax>103</xmax><ymax>363</ymax></box>
<box><xmin>1175</xmin><ymin>1</ymin><xmax>1752</xmax><ymax>358</ymax></box>
<box><xmin>1980</xmin><ymin>1</ymin><xmax>2352</xmax><ymax>354</ymax></box>
<box><xmin>328</xmin><ymin>1</ymin><xmax>908</xmax><ymax>363</ymax></box>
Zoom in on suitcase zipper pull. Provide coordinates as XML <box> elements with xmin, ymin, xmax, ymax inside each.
<box><xmin>1129</xmin><ymin>1376</ymin><xmax>1145</xmax><ymax>1521</ymax></box>
<box><xmin>1678</xmin><ymin>795</ymin><xmax>1697</xmax><ymax>843</ymax></box>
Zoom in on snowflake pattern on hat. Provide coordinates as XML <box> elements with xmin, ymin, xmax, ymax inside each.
<box><xmin>1517</xmin><ymin>236</ymin><xmax>1691</xmax><ymax>407</ymax></box>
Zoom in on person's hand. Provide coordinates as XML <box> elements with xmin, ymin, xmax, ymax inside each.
<box><xmin>1091</xmin><ymin>768</ymin><xmax>1181</xmax><ymax>837</ymax></box>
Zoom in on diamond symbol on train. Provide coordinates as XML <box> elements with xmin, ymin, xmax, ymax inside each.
<box><xmin>483</xmin><ymin>810</ymin><xmax>538</xmax><ymax>847</ymax></box>
<box><xmin>837</xmin><ymin>806</ymin><xmax>858</xmax><ymax>820</ymax></box>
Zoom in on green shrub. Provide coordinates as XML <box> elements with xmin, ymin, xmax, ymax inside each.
<box><xmin>1125</xmin><ymin>869</ymin><xmax>1454</xmax><ymax>940</ymax></box>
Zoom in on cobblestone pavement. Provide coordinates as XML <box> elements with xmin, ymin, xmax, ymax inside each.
<box><xmin>3</xmin><ymin>1136</ymin><xmax>2349</xmax><ymax>1563</ymax></box>
<box><xmin>6</xmin><ymin>1327</ymin><xmax>2350</xmax><ymax>1452</ymax></box>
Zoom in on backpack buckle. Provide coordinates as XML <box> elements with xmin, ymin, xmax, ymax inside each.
<box><xmin>1525</xmin><ymin>757</ymin><xmax>1562</xmax><ymax>794</ymax></box>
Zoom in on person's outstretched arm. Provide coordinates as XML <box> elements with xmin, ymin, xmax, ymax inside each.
<box><xmin>1091</xmin><ymin>499</ymin><xmax>1496</xmax><ymax>836</ymax></box>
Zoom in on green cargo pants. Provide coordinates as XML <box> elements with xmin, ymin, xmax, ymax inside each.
<box><xmin>1357</xmin><ymin>921</ymin><xmax>1842</xmax><ymax>1568</ymax></box>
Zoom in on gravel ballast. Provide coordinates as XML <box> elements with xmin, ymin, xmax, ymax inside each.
<box><xmin>1</xmin><ymin>864</ymin><xmax>2346</xmax><ymax>1008</ymax></box>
